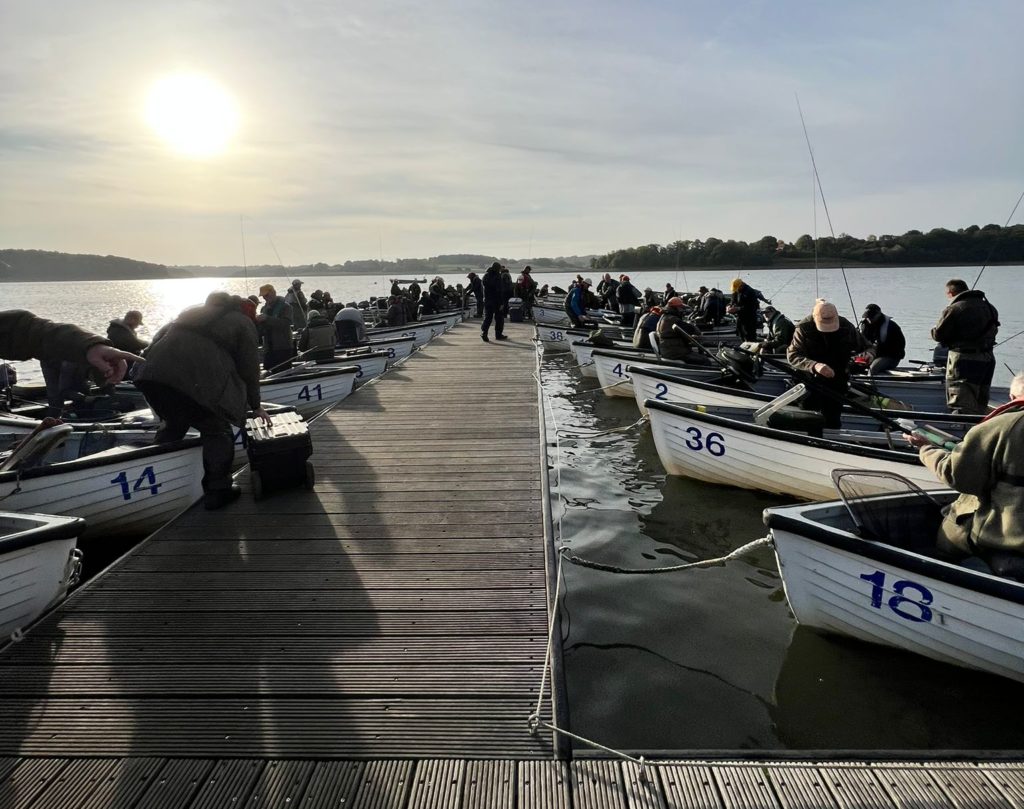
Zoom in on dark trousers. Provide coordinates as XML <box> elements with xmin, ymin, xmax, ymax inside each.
<box><xmin>482</xmin><ymin>304</ymin><xmax>504</xmax><ymax>337</ymax></box>
<box><xmin>804</xmin><ymin>378</ymin><xmax>847</xmax><ymax>429</ymax></box>
<box><xmin>946</xmin><ymin>350</ymin><xmax>995</xmax><ymax>415</ymax></box>
<box><xmin>136</xmin><ymin>381</ymin><xmax>235</xmax><ymax>494</ymax></box>
<box><xmin>263</xmin><ymin>349</ymin><xmax>294</xmax><ymax>373</ymax></box>
<box><xmin>737</xmin><ymin>315</ymin><xmax>758</xmax><ymax>341</ymax></box>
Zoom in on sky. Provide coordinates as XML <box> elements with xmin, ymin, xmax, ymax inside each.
<box><xmin>2</xmin><ymin>0</ymin><xmax>1023</xmax><ymax>267</ymax></box>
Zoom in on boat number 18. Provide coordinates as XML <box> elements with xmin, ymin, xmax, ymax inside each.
<box><xmin>859</xmin><ymin>570</ymin><xmax>934</xmax><ymax>623</ymax></box>
<box><xmin>110</xmin><ymin>466</ymin><xmax>162</xmax><ymax>501</ymax></box>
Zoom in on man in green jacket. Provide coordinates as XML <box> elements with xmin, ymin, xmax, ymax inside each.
<box><xmin>931</xmin><ymin>278</ymin><xmax>999</xmax><ymax>414</ymax></box>
<box><xmin>909</xmin><ymin>372</ymin><xmax>1024</xmax><ymax>568</ymax></box>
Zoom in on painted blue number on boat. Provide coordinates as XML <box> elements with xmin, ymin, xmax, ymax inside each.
<box><xmin>549</xmin><ymin>331</ymin><xmax>563</xmax><ymax>340</ymax></box>
<box><xmin>682</xmin><ymin>427</ymin><xmax>726</xmax><ymax>456</ymax></box>
<box><xmin>110</xmin><ymin>466</ymin><xmax>162</xmax><ymax>501</ymax></box>
<box><xmin>354</xmin><ymin>365</ymin><xmax>364</xmax><ymax>378</ymax></box>
<box><xmin>298</xmin><ymin>384</ymin><xmax>323</xmax><ymax>401</ymax></box>
<box><xmin>402</xmin><ymin>331</ymin><xmax>416</xmax><ymax>338</ymax></box>
<box><xmin>612</xmin><ymin>363</ymin><xmax>623</xmax><ymax>377</ymax></box>
<box><xmin>387</xmin><ymin>347</ymin><xmax>396</xmax><ymax>359</ymax></box>
<box><xmin>654</xmin><ymin>382</ymin><xmax>668</xmax><ymax>400</ymax></box>
<box><xmin>859</xmin><ymin>571</ymin><xmax>934</xmax><ymax>623</ymax></box>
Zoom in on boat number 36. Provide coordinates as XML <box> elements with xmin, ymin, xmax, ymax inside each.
<box><xmin>298</xmin><ymin>383</ymin><xmax>323</xmax><ymax>401</ymax></box>
<box><xmin>110</xmin><ymin>466</ymin><xmax>162</xmax><ymax>501</ymax></box>
<box><xmin>859</xmin><ymin>571</ymin><xmax>934</xmax><ymax>623</ymax></box>
<box><xmin>682</xmin><ymin>426</ymin><xmax>725</xmax><ymax>456</ymax></box>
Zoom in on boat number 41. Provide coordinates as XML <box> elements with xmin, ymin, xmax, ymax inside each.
<box><xmin>298</xmin><ymin>384</ymin><xmax>323</xmax><ymax>401</ymax></box>
<box><xmin>110</xmin><ymin>466</ymin><xmax>162</xmax><ymax>501</ymax></box>
<box><xmin>859</xmin><ymin>570</ymin><xmax>934</xmax><ymax>623</ymax></box>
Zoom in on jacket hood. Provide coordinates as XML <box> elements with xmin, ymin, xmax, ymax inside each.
<box><xmin>307</xmin><ymin>311</ymin><xmax>330</xmax><ymax>327</ymax></box>
<box><xmin>953</xmin><ymin>289</ymin><xmax>987</xmax><ymax>303</ymax></box>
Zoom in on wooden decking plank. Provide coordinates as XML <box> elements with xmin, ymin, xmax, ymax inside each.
<box><xmin>518</xmin><ymin>761</ymin><xmax>570</xmax><ymax>809</ymax></box>
<box><xmin>463</xmin><ymin>760</ymin><xmax>515</xmax><ymax>809</ymax></box>
<box><xmin>133</xmin><ymin>758</ymin><xmax>213</xmax><ymax>809</ymax></box>
<box><xmin>657</xmin><ymin>763</ymin><xmax>722</xmax><ymax>809</ymax></box>
<box><xmin>407</xmin><ymin>759</ymin><xmax>464</xmax><ymax>809</ymax></box>
<box><xmin>0</xmin><ymin>758</ymin><xmax>69</xmax><ymax>809</ymax></box>
<box><xmin>767</xmin><ymin>766</ymin><xmax>837</xmax><ymax>809</ymax></box>
<box><xmin>23</xmin><ymin>758</ymin><xmax>120</xmax><ymax>809</ymax></box>
<box><xmin>871</xmin><ymin>766</ymin><xmax>953</xmax><ymax>808</ymax></box>
<box><xmin>90</xmin><ymin>569</ymin><xmax>542</xmax><ymax>590</ymax></box>
<box><xmin>188</xmin><ymin>760</ymin><xmax>265</xmax><ymax>809</ymax></box>
<box><xmin>351</xmin><ymin>760</ymin><xmax>413</xmax><ymax>809</ymax></box>
<box><xmin>246</xmin><ymin>759</ymin><xmax>317</xmax><ymax>809</ymax></box>
<box><xmin>77</xmin><ymin>758</ymin><xmax>166</xmax><ymax>809</ymax></box>
<box><xmin>118</xmin><ymin>551</ymin><xmax>545</xmax><ymax>572</ymax></box>
<box><xmin>622</xmin><ymin>761</ymin><xmax>666</xmax><ymax>809</ymax></box>
<box><xmin>298</xmin><ymin>761</ymin><xmax>365</xmax><ymax>809</ymax></box>
<box><xmin>571</xmin><ymin>760</ymin><xmax>628</xmax><ymax>809</ymax></box>
<box><xmin>818</xmin><ymin>766</ymin><xmax>895</xmax><ymax>809</ymax></box>
<box><xmin>712</xmin><ymin>765</ymin><xmax>781</xmax><ymax>809</ymax></box>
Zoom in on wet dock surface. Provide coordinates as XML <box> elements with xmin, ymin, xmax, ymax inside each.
<box><xmin>1</xmin><ymin>317</ymin><xmax>1022</xmax><ymax>806</ymax></box>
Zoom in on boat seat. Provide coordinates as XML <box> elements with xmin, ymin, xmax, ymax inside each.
<box><xmin>0</xmin><ymin>422</ymin><xmax>74</xmax><ymax>472</ymax></box>
<box><xmin>648</xmin><ymin>331</ymin><xmax>661</xmax><ymax>356</ymax></box>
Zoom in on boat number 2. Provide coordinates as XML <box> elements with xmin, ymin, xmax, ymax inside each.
<box><xmin>654</xmin><ymin>382</ymin><xmax>668</xmax><ymax>400</ymax></box>
<box><xmin>682</xmin><ymin>427</ymin><xmax>725</xmax><ymax>456</ymax></box>
<box><xmin>859</xmin><ymin>571</ymin><xmax>933</xmax><ymax>623</ymax></box>
<box><xmin>298</xmin><ymin>383</ymin><xmax>323</xmax><ymax>401</ymax></box>
<box><xmin>110</xmin><ymin>466</ymin><xmax>162</xmax><ymax>501</ymax></box>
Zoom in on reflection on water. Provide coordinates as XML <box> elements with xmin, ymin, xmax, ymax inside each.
<box><xmin>542</xmin><ymin>351</ymin><xmax>1024</xmax><ymax>752</ymax></box>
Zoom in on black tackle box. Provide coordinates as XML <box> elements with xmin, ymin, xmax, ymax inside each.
<box><xmin>243</xmin><ymin>409</ymin><xmax>315</xmax><ymax>499</ymax></box>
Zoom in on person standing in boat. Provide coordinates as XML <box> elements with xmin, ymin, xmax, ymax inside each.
<box><xmin>0</xmin><ymin>310</ymin><xmax>142</xmax><ymax>390</ymax></box>
<box><xmin>106</xmin><ymin>310</ymin><xmax>149</xmax><ymax>355</ymax></box>
<box><xmin>334</xmin><ymin>302</ymin><xmax>368</xmax><ymax>347</ymax></box>
<box><xmin>907</xmin><ymin>372</ymin><xmax>1024</xmax><ymax>576</ymax></box>
<box><xmin>386</xmin><ymin>296</ymin><xmax>407</xmax><ymax>327</ymax></box>
<box><xmin>284</xmin><ymin>279</ymin><xmax>309</xmax><ymax>329</ymax></box>
<box><xmin>657</xmin><ymin>297</ymin><xmax>709</xmax><ymax>363</ymax></box>
<box><xmin>257</xmin><ymin>284</ymin><xmax>295</xmax><ymax>372</ymax></box>
<box><xmin>481</xmin><ymin>261</ymin><xmax>508</xmax><ymax>342</ymax></box>
<box><xmin>931</xmin><ymin>278</ymin><xmax>999</xmax><ymax>415</ymax></box>
<box><xmin>417</xmin><ymin>291</ymin><xmax>437</xmax><ymax>319</ymax></box>
<box><xmin>787</xmin><ymin>300</ymin><xmax>873</xmax><ymax>428</ymax></box>
<box><xmin>597</xmin><ymin>274</ymin><xmax>620</xmax><ymax>312</ymax></box>
<box><xmin>755</xmin><ymin>305</ymin><xmax>795</xmax><ymax>355</ymax></box>
<box><xmin>135</xmin><ymin>293</ymin><xmax>271</xmax><ymax>511</ymax></box>
<box><xmin>728</xmin><ymin>278</ymin><xmax>760</xmax><ymax>341</ymax></box>
<box><xmin>615</xmin><ymin>275</ymin><xmax>642</xmax><ymax>328</ymax></box>
<box><xmin>858</xmin><ymin>303</ymin><xmax>906</xmax><ymax>374</ymax></box>
<box><xmin>516</xmin><ymin>266</ymin><xmax>538</xmax><ymax>320</ymax></box>
<box><xmin>563</xmin><ymin>277</ymin><xmax>592</xmax><ymax>329</ymax></box>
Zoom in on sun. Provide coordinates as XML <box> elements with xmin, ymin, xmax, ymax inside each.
<box><xmin>145</xmin><ymin>72</ymin><xmax>239</xmax><ymax>157</ymax></box>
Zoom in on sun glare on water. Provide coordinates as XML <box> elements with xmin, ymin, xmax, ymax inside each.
<box><xmin>145</xmin><ymin>72</ymin><xmax>239</xmax><ymax>157</ymax></box>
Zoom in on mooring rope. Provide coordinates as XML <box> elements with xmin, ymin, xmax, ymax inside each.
<box><xmin>529</xmin><ymin>540</ymin><xmax>774</xmax><ymax>777</ymax></box>
<box><xmin>562</xmin><ymin>379</ymin><xmax>630</xmax><ymax>398</ymax></box>
<box><xmin>557</xmin><ymin>415</ymin><xmax>648</xmax><ymax>438</ymax></box>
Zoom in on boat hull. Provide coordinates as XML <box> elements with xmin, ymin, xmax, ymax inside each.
<box><xmin>768</xmin><ymin>503</ymin><xmax>1024</xmax><ymax>683</ymax></box>
<box><xmin>259</xmin><ymin>368</ymin><xmax>357</xmax><ymax>416</ymax></box>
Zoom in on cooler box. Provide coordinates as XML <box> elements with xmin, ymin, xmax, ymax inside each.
<box><xmin>508</xmin><ymin>297</ymin><xmax>524</xmax><ymax>323</ymax></box>
<box><xmin>244</xmin><ymin>409</ymin><xmax>315</xmax><ymax>499</ymax></box>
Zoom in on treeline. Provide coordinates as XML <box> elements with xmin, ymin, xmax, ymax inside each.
<box><xmin>0</xmin><ymin>249</ymin><xmax>182</xmax><ymax>282</ymax></box>
<box><xmin>590</xmin><ymin>224</ymin><xmax>1024</xmax><ymax>270</ymax></box>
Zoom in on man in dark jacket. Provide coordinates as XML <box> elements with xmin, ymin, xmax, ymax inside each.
<box><xmin>481</xmin><ymin>262</ymin><xmax>507</xmax><ymax>342</ymax></box>
<box><xmin>1</xmin><ymin>310</ymin><xmax>140</xmax><ymax>385</ymax></box>
<box><xmin>107</xmin><ymin>310</ymin><xmax>149</xmax><ymax>354</ymax></box>
<box><xmin>787</xmin><ymin>300</ymin><xmax>873</xmax><ymax>428</ymax></box>
<box><xmin>931</xmin><ymin>279</ymin><xmax>1000</xmax><ymax>414</ymax></box>
<box><xmin>386</xmin><ymin>296</ymin><xmax>407</xmax><ymax>327</ymax></box>
<box><xmin>257</xmin><ymin>284</ymin><xmax>295</xmax><ymax>372</ymax></box>
<box><xmin>297</xmin><ymin>309</ymin><xmax>336</xmax><ymax>361</ymax></box>
<box><xmin>615</xmin><ymin>275</ymin><xmax>642</xmax><ymax>327</ymax></box>
<box><xmin>135</xmin><ymin>292</ymin><xmax>270</xmax><ymax>510</ymax></box>
<box><xmin>729</xmin><ymin>278</ymin><xmax>760</xmax><ymax>341</ymax></box>
<box><xmin>756</xmin><ymin>305</ymin><xmax>795</xmax><ymax>354</ymax></box>
<box><xmin>466</xmin><ymin>272</ymin><xmax>484</xmax><ymax>317</ymax></box>
<box><xmin>656</xmin><ymin>297</ymin><xmax>709</xmax><ymax>362</ymax></box>
<box><xmin>859</xmin><ymin>303</ymin><xmax>906</xmax><ymax>374</ymax></box>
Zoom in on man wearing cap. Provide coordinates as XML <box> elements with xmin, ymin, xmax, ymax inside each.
<box><xmin>257</xmin><ymin>284</ymin><xmax>295</xmax><ymax>372</ymax></box>
<box><xmin>481</xmin><ymin>262</ymin><xmax>508</xmax><ymax>341</ymax></box>
<box><xmin>657</xmin><ymin>297</ymin><xmax>708</xmax><ymax>362</ymax></box>
<box><xmin>615</xmin><ymin>275</ymin><xmax>642</xmax><ymax>327</ymax></box>
<box><xmin>859</xmin><ymin>303</ymin><xmax>906</xmax><ymax>374</ymax></box>
<box><xmin>931</xmin><ymin>278</ymin><xmax>1000</xmax><ymax>414</ymax></box>
<box><xmin>729</xmin><ymin>278</ymin><xmax>760</xmax><ymax>341</ymax></box>
<box><xmin>285</xmin><ymin>279</ymin><xmax>308</xmax><ymax>329</ymax></box>
<box><xmin>564</xmin><ymin>277</ymin><xmax>593</xmax><ymax>329</ymax></box>
<box><xmin>787</xmin><ymin>300</ymin><xmax>873</xmax><ymax>428</ymax></box>
<box><xmin>106</xmin><ymin>309</ymin><xmax>149</xmax><ymax>355</ymax></box>
<box><xmin>756</xmin><ymin>305</ymin><xmax>795</xmax><ymax>355</ymax></box>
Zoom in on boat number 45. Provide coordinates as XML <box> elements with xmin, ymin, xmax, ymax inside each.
<box><xmin>110</xmin><ymin>466</ymin><xmax>162</xmax><ymax>501</ymax></box>
<box><xmin>859</xmin><ymin>570</ymin><xmax>934</xmax><ymax>623</ymax></box>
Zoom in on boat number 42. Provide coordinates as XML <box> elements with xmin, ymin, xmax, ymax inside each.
<box><xmin>859</xmin><ymin>571</ymin><xmax>934</xmax><ymax>623</ymax></box>
<box><xmin>110</xmin><ymin>466</ymin><xmax>162</xmax><ymax>501</ymax></box>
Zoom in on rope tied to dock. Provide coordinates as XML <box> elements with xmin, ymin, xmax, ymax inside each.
<box><xmin>529</xmin><ymin>540</ymin><xmax>774</xmax><ymax>771</ymax></box>
<box><xmin>556</xmin><ymin>415</ymin><xmax>648</xmax><ymax>438</ymax></box>
<box><xmin>561</xmin><ymin>379</ymin><xmax>630</xmax><ymax>398</ymax></box>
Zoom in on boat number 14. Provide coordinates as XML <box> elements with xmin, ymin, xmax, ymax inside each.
<box><xmin>110</xmin><ymin>466</ymin><xmax>162</xmax><ymax>501</ymax></box>
<box><xmin>859</xmin><ymin>570</ymin><xmax>934</xmax><ymax>623</ymax></box>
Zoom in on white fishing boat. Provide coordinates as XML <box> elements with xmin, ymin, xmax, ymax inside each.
<box><xmin>590</xmin><ymin>347</ymin><xmax>722</xmax><ymax>395</ymax></box>
<box><xmin>645</xmin><ymin>399</ymin><xmax>959</xmax><ymax>500</ymax></box>
<box><xmin>342</xmin><ymin>335</ymin><xmax>416</xmax><ymax>366</ymax></box>
<box><xmin>765</xmin><ymin>474</ymin><xmax>1024</xmax><ymax>683</ymax></box>
<box><xmin>365</xmin><ymin>320</ymin><xmax>444</xmax><ymax>348</ymax></box>
<box><xmin>0</xmin><ymin>424</ymin><xmax>204</xmax><ymax>538</ymax></box>
<box><xmin>271</xmin><ymin>351</ymin><xmax>389</xmax><ymax>388</ymax></box>
<box><xmin>0</xmin><ymin>511</ymin><xmax>85</xmax><ymax>644</ymax></box>
<box><xmin>533</xmin><ymin>301</ymin><xmax>618</xmax><ymax>328</ymax></box>
<box><xmin>259</xmin><ymin>366</ymin><xmax>358</xmax><ymax>415</ymax></box>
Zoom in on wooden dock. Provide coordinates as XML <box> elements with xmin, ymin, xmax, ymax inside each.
<box><xmin>1</xmin><ymin>317</ymin><xmax>1022</xmax><ymax>808</ymax></box>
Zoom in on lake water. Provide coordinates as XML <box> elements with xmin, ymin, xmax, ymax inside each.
<box><xmin>3</xmin><ymin>265</ymin><xmax>1024</xmax><ymax>751</ymax></box>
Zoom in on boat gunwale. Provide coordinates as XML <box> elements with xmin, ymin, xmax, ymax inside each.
<box><xmin>0</xmin><ymin>436</ymin><xmax>201</xmax><ymax>483</ymax></box>
<box><xmin>0</xmin><ymin>513</ymin><xmax>84</xmax><ymax>555</ymax></box>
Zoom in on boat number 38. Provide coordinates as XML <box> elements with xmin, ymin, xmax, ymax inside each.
<box><xmin>859</xmin><ymin>571</ymin><xmax>934</xmax><ymax>623</ymax></box>
<box><xmin>548</xmin><ymin>331</ymin><xmax>563</xmax><ymax>340</ymax></box>
<box><xmin>110</xmin><ymin>466</ymin><xmax>162</xmax><ymax>501</ymax></box>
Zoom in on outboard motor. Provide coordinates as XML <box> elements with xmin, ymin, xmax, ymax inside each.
<box><xmin>717</xmin><ymin>346</ymin><xmax>762</xmax><ymax>383</ymax></box>
<box><xmin>932</xmin><ymin>344</ymin><xmax>949</xmax><ymax>368</ymax></box>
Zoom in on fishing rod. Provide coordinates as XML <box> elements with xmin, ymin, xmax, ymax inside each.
<box><xmin>795</xmin><ymin>94</ymin><xmax>857</xmax><ymax>318</ymax></box>
<box><xmin>673</xmin><ymin>327</ymin><xmax>757</xmax><ymax>390</ymax></box>
<box><xmin>972</xmin><ymin>189</ymin><xmax>1024</xmax><ymax>290</ymax></box>
<box><xmin>239</xmin><ymin>214</ymin><xmax>250</xmax><ymax>295</ymax></box>
<box><xmin>995</xmin><ymin>327</ymin><xmax>1024</xmax><ymax>349</ymax></box>
<box><xmin>763</xmin><ymin>267</ymin><xmax>803</xmax><ymax>302</ymax></box>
